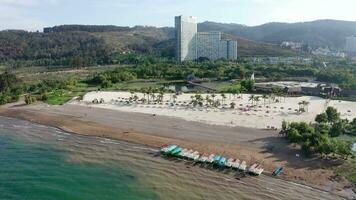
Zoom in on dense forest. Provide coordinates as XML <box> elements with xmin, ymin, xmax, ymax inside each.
<box><xmin>0</xmin><ymin>30</ymin><xmax>111</xmax><ymax>67</ymax></box>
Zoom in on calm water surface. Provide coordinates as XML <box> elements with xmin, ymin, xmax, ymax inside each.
<box><xmin>0</xmin><ymin>117</ymin><xmax>343</xmax><ymax>200</ymax></box>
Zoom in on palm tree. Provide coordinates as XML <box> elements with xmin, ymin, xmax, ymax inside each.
<box><xmin>172</xmin><ymin>94</ymin><xmax>177</xmax><ymax>103</ymax></box>
<box><xmin>248</xmin><ymin>95</ymin><xmax>255</xmax><ymax>106</ymax></box>
<box><xmin>298</xmin><ymin>100</ymin><xmax>310</xmax><ymax>112</ymax></box>
<box><xmin>205</xmin><ymin>95</ymin><xmax>210</xmax><ymax>105</ymax></box>
<box><xmin>230</xmin><ymin>102</ymin><xmax>236</xmax><ymax>109</ymax></box>
<box><xmin>262</xmin><ymin>94</ymin><xmax>268</xmax><ymax>106</ymax></box>
<box><xmin>254</xmin><ymin>96</ymin><xmax>260</xmax><ymax>106</ymax></box>
<box><xmin>211</xmin><ymin>93</ymin><xmax>216</xmax><ymax>102</ymax></box>
<box><xmin>157</xmin><ymin>92</ymin><xmax>164</xmax><ymax>103</ymax></box>
<box><xmin>150</xmin><ymin>93</ymin><xmax>156</xmax><ymax>102</ymax></box>
<box><xmin>221</xmin><ymin>93</ymin><xmax>227</xmax><ymax>105</ymax></box>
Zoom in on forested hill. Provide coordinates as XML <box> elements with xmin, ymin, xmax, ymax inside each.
<box><xmin>43</xmin><ymin>25</ymin><xmax>131</xmax><ymax>33</ymax></box>
<box><xmin>0</xmin><ymin>25</ymin><xmax>297</xmax><ymax>67</ymax></box>
<box><xmin>198</xmin><ymin>20</ymin><xmax>356</xmax><ymax>50</ymax></box>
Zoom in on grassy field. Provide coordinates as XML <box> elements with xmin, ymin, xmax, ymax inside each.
<box><xmin>333</xmin><ymin>158</ymin><xmax>356</xmax><ymax>183</ymax></box>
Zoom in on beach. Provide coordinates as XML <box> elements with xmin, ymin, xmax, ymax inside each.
<box><xmin>76</xmin><ymin>91</ymin><xmax>356</xmax><ymax>129</ymax></box>
<box><xmin>0</xmin><ymin>101</ymin><xmax>355</xmax><ymax>199</ymax></box>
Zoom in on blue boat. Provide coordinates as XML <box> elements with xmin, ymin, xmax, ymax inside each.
<box><xmin>272</xmin><ymin>167</ymin><xmax>284</xmax><ymax>176</ymax></box>
<box><xmin>213</xmin><ymin>155</ymin><xmax>221</xmax><ymax>163</ymax></box>
<box><xmin>218</xmin><ymin>157</ymin><xmax>226</xmax><ymax>166</ymax></box>
<box><xmin>171</xmin><ymin>147</ymin><xmax>183</xmax><ymax>155</ymax></box>
<box><xmin>166</xmin><ymin>145</ymin><xmax>178</xmax><ymax>154</ymax></box>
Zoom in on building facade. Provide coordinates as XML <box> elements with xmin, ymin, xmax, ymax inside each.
<box><xmin>175</xmin><ymin>15</ymin><xmax>238</xmax><ymax>61</ymax></box>
<box><xmin>227</xmin><ymin>40</ymin><xmax>238</xmax><ymax>60</ymax></box>
<box><xmin>175</xmin><ymin>16</ymin><xmax>198</xmax><ymax>61</ymax></box>
<box><xmin>346</xmin><ymin>36</ymin><xmax>356</xmax><ymax>57</ymax></box>
<box><xmin>197</xmin><ymin>32</ymin><xmax>222</xmax><ymax>60</ymax></box>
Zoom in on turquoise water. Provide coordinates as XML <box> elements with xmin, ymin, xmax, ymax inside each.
<box><xmin>0</xmin><ymin>117</ymin><xmax>347</xmax><ymax>200</ymax></box>
<box><xmin>0</xmin><ymin>122</ymin><xmax>157</xmax><ymax>200</ymax></box>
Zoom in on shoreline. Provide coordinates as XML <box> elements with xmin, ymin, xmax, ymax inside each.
<box><xmin>0</xmin><ymin>103</ymin><xmax>354</xmax><ymax>199</ymax></box>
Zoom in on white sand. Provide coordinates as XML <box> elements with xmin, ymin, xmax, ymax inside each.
<box><xmin>71</xmin><ymin>91</ymin><xmax>356</xmax><ymax>129</ymax></box>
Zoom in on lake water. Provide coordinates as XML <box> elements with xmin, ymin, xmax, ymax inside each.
<box><xmin>0</xmin><ymin>117</ymin><xmax>345</xmax><ymax>200</ymax></box>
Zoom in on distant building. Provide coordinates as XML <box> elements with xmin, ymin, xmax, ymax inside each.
<box><xmin>175</xmin><ymin>15</ymin><xmax>238</xmax><ymax>61</ymax></box>
<box><xmin>346</xmin><ymin>36</ymin><xmax>356</xmax><ymax>57</ymax></box>
<box><xmin>197</xmin><ymin>32</ymin><xmax>221</xmax><ymax>60</ymax></box>
<box><xmin>175</xmin><ymin>16</ymin><xmax>198</xmax><ymax>62</ymax></box>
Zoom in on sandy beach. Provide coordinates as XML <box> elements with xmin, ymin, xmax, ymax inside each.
<box><xmin>0</xmin><ymin>102</ymin><xmax>354</xmax><ymax>199</ymax></box>
<box><xmin>76</xmin><ymin>91</ymin><xmax>356</xmax><ymax>129</ymax></box>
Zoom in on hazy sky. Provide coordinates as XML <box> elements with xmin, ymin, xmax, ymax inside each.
<box><xmin>1</xmin><ymin>0</ymin><xmax>356</xmax><ymax>31</ymax></box>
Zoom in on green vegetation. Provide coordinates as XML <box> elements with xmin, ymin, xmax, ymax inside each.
<box><xmin>281</xmin><ymin>107</ymin><xmax>355</xmax><ymax>159</ymax></box>
<box><xmin>0</xmin><ymin>72</ymin><xmax>22</xmax><ymax>105</ymax></box>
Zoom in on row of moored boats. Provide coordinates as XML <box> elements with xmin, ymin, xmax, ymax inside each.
<box><xmin>160</xmin><ymin>144</ymin><xmax>264</xmax><ymax>176</ymax></box>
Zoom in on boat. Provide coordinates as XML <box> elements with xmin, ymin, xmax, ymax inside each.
<box><xmin>248</xmin><ymin>163</ymin><xmax>263</xmax><ymax>175</ymax></box>
<box><xmin>198</xmin><ymin>154</ymin><xmax>208</xmax><ymax>163</ymax></box>
<box><xmin>231</xmin><ymin>159</ymin><xmax>240</xmax><ymax>169</ymax></box>
<box><xmin>254</xmin><ymin>165</ymin><xmax>264</xmax><ymax>175</ymax></box>
<box><xmin>213</xmin><ymin>155</ymin><xmax>221</xmax><ymax>165</ymax></box>
<box><xmin>187</xmin><ymin>151</ymin><xmax>200</xmax><ymax>160</ymax></box>
<box><xmin>178</xmin><ymin>148</ymin><xmax>189</xmax><ymax>157</ymax></box>
<box><xmin>170</xmin><ymin>147</ymin><xmax>183</xmax><ymax>155</ymax></box>
<box><xmin>161</xmin><ymin>145</ymin><xmax>177</xmax><ymax>154</ymax></box>
<box><xmin>225</xmin><ymin>158</ymin><xmax>234</xmax><ymax>167</ymax></box>
<box><xmin>238</xmin><ymin>161</ymin><xmax>247</xmax><ymax>171</ymax></box>
<box><xmin>272</xmin><ymin>167</ymin><xmax>284</xmax><ymax>176</ymax></box>
<box><xmin>182</xmin><ymin>149</ymin><xmax>194</xmax><ymax>158</ymax></box>
<box><xmin>218</xmin><ymin>157</ymin><xmax>226</xmax><ymax>167</ymax></box>
<box><xmin>207</xmin><ymin>154</ymin><xmax>215</xmax><ymax>163</ymax></box>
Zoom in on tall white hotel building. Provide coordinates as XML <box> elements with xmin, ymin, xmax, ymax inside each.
<box><xmin>175</xmin><ymin>15</ymin><xmax>238</xmax><ymax>62</ymax></box>
<box><xmin>346</xmin><ymin>36</ymin><xmax>356</xmax><ymax>57</ymax></box>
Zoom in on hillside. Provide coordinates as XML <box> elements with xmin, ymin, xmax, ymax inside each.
<box><xmin>0</xmin><ymin>24</ymin><xmax>298</xmax><ymax>67</ymax></box>
<box><xmin>199</xmin><ymin>20</ymin><xmax>356</xmax><ymax>50</ymax></box>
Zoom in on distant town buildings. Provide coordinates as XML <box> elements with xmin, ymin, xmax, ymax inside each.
<box><xmin>311</xmin><ymin>47</ymin><xmax>346</xmax><ymax>58</ymax></box>
<box><xmin>280</xmin><ymin>41</ymin><xmax>302</xmax><ymax>51</ymax></box>
<box><xmin>346</xmin><ymin>36</ymin><xmax>356</xmax><ymax>57</ymax></box>
<box><xmin>175</xmin><ymin>16</ymin><xmax>238</xmax><ymax>61</ymax></box>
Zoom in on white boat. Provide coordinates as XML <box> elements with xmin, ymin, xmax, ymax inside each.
<box><xmin>231</xmin><ymin>159</ymin><xmax>240</xmax><ymax>169</ymax></box>
<box><xmin>238</xmin><ymin>161</ymin><xmax>247</xmax><ymax>171</ymax></box>
<box><xmin>248</xmin><ymin>163</ymin><xmax>263</xmax><ymax>175</ymax></box>
<box><xmin>160</xmin><ymin>145</ymin><xmax>177</xmax><ymax>153</ymax></box>
<box><xmin>206</xmin><ymin>154</ymin><xmax>215</xmax><ymax>163</ymax></box>
<box><xmin>225</xmin><ymin>158</ymin><xmax>234</xmax><ymax>167</ymax></box>
<box><xmin>182</xmin><ymin>149</ymin><xmax>193</xmax><ymax>158</ymax></box>
<box><xmin>188</xmin><ymin>151</ymin><xmax>200</xmax><ymax>160</ymax></box>
<box><xmin>178</xmin><ymin>148</ymin><xmax>189</xmax><ymax>157</ymax></box>
<box><xmin>198</xmin><ymin>155</ymin><xmax>209</xmax><ymax>162</ymax></box>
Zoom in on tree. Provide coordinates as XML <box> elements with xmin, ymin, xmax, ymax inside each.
<box><xmin>315</xmin><ymin>113</ymin><xmax>328</xmax><ymax>124</ymax></box>
<box><xmin>230</xmin><ymin>102</ymin><xmax>236</xmax><ymax>109</ymax></box>
<box><xmin>298</xmin><ymin>100</ymin><xmax>310</xmax><ymax>112</ymax></box>
<box><xmin>335</xmin><ymin>140</ymin><xmax>353</xmax><ymax>159</ymax></box>
<box><xmin>254</xmin><ymin>96</ymin><xmax>260</xmax><ymax>106</ymax></box>
<box><xmin>221</xmin><ymin>93</ymin><xmax>226</xmax><ymax>105</ymax></box>
<box><xmin>315</xmin><ymin>137</ymin><xmax>333</xmax><ymax>158</ymax></box>
<box><xmin>281</xmin><ymin>120</ymin><xmax>289</xmax><ymax>132</ymax></box>
<box><xmin>262</xmin><ymin>94</ymin><xmax>268</xmax><ymax>106</ymax></box>
<box><xmin>330</xmin><ymin>121</ymin><xmax>346</xmax><ymax>137</ymax></box>
<box><xmin>326</xmin><ymin>107</ymin><xmax>340</xmax><ymax>124</ymax></box>
<box><xmin>287</xmin><ymin>128</ymin><xmax>302</xmax><ymax>143</ymax></box>
<box><xmin>240</xmin><ymin>79</ymin><xmax>255</xmax><ymax>92</ymax></box>
<box><xmin>248</xmin><ymin>95</ymin><xmax>255</xmax><ymax>106</ymax></box>
<box><xmin>25</xmin><ymin>94</ymin><xmax>37</xmax><ymax>105</ymax></box>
